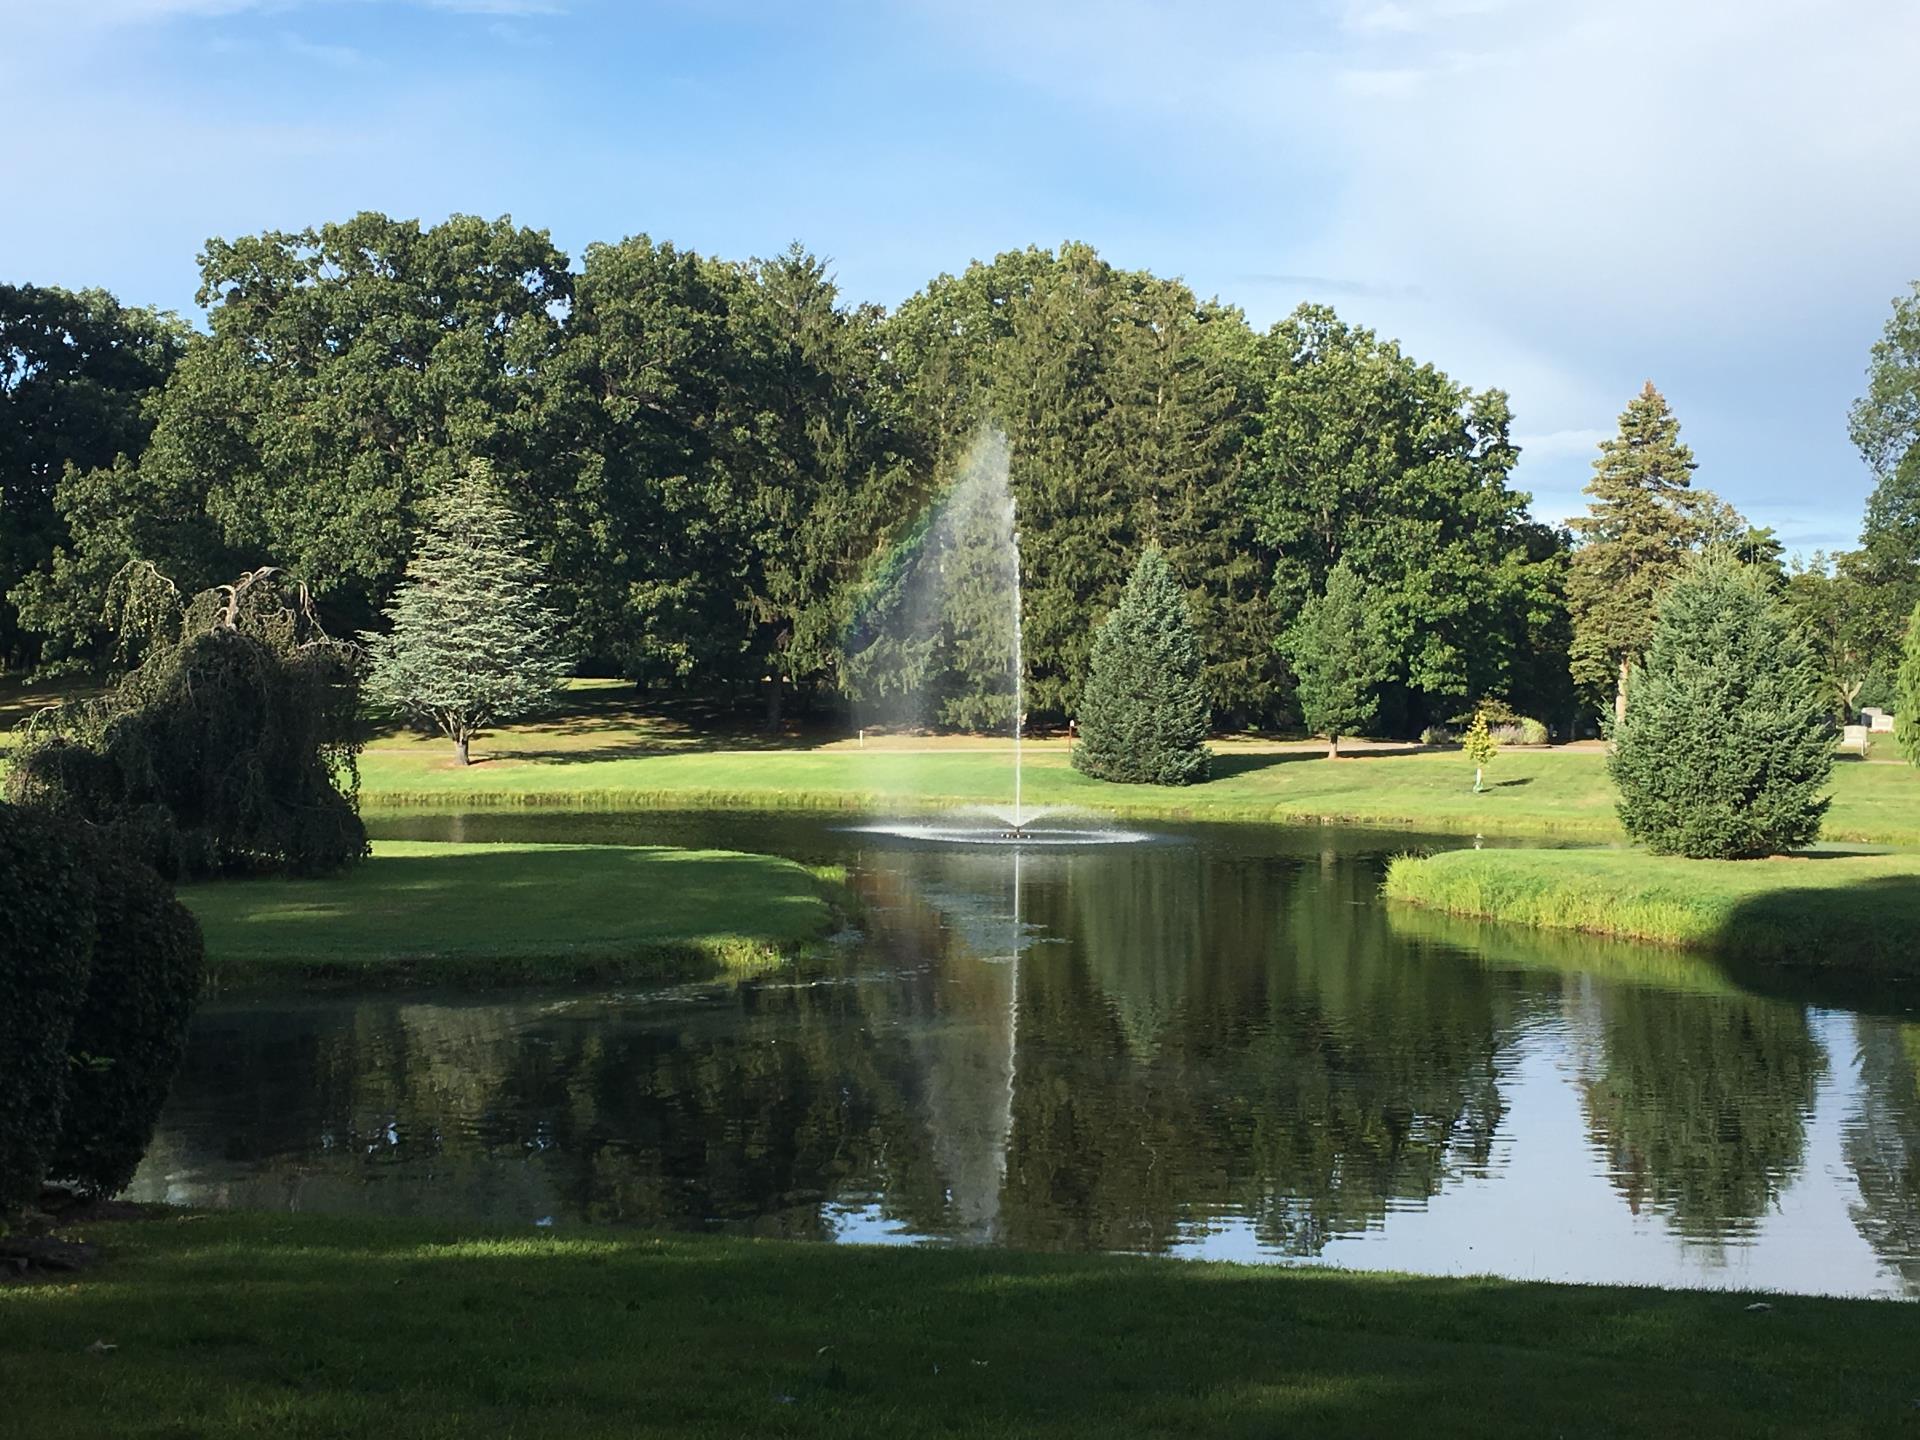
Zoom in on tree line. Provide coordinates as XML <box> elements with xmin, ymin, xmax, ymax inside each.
<box><xmin>3</xmin><ymin>217</ymin><xmax>1918</xmax><ymax>737</ymax></box>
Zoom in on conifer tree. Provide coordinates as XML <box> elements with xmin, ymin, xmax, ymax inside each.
<box><xmin>1897</xmin><ymin>600</ymin><xmax>1920</xmax><ymax>765</ymax></box>
<box><xmin>1072</xmin><ymin>548</ymin><xmax>1210</xmax><ymax>785</ymax></box>
<box><xmin>364</xmin><ymin>460</ymin><xmax>569</xmax><ymax>765</ymax></box>
<box><xmin>1610</xmin><ymin>551</ymin><xmax>1832</xmax><ymax>858</ymax></box>
<box><xmin>1283</xmin><ymin>561</ymin><xmax>1391</xmax><ymax>758</ymax></box>
<box><xmin>1569</xmin><ymin>383</ymin><xmax>1739</xmax><ymax>727</ymax></box>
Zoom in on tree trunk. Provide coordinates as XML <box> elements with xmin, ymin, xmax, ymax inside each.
<box><xmin>763</xmin><ymin>674</ymin><xmax>784</xmax><ymax>735</ymax></box>
<box><xmin>1327</xmin><ymin>734</ymin><xmax>1340</xmax><ymax>759</ymax></box>
<box><xmin>1614</xmin><ymin>658</ymin><xmax>1629</xmax><ymax>730</ymax></box>
<box><xmin>1474</xmin><ymin>765</ymin><xmax>1484</xmax><ymax>793</ymax></box>
<box><xmin>455</xmin><ymin>734</ymin><xmax>470</xmax><ymax>766</ymax></box>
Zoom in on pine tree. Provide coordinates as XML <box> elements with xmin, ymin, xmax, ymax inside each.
<box><xmin>1283</xmin><ymin>561</ymin><xmax>1390</xmax><ymax>757</ymax></box>
<box><xmin>364</xmin><ymin>460</ymin><xmax>569</xmax><ymax>765</ymax></box>
<box><xmin>1897</xmin><ymin>600</ymin><xmax>1920</xmax><ymax>765</ymax></box>
<box><xmin>1072</xmin><ymin>548</ymin><xmax>1211</xmax><ymax>785</ymax></box>
<box><xmin>1569</xmin><ymin>383</ymin><xmax>1739</xmax><ymax>728</ymax></box>
<box><xmin>1610</xmin><ymin>551</ymin><xmax>1833</xmax><ymax>858</ymax></box>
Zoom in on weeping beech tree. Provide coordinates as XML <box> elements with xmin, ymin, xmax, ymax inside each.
<box><xmin>363</xmin><ymin>460</ymin><xmax>569</xmax><ymax>765</ymax></box>
<box><xmin>5</xmin><ymin>564</ymin><xmax>366</xmax><ymax>876</ymax></box>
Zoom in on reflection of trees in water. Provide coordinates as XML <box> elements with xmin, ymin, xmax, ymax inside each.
<box><xmin>1846</xmin><ymin>1020</ymin><xmax>1920</xmax><ymax>1292</ymax></box>
<box><xmin>999</xmin><ymin>846</ymin><xmax>1516</xmax><ymax>1255</ymax></box>
<box><xmin>1573</xmin><ymin>987</ymin><xmax>1822</xmax><ymax>1238</ymax></box>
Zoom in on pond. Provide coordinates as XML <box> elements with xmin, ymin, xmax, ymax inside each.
<box><xmin>131</xmin><ymin>813</ymin><xmax>1920</xmax><ymax>1298</ymax></box>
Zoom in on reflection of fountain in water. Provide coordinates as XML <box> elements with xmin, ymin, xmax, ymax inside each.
<box><xmin>845</xmin><ymin>426</ymin><xmax>1150</xmax><ymax>847</ymax></box>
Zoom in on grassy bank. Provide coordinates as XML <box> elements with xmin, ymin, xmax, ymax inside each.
<box><xmin>1384</xmin><ymin>847</ymin><xmax>1920</xmax><ymax>972</ymax></box>
<box><xmin>3</xmin><ymin>1211</ymin><xmax>1915</xmax><ymax>1438</ymax></box>
<box><xmin>178</xmin><ymin>840</ymin><xmax>837</xmax><ymax>988</ymax></box>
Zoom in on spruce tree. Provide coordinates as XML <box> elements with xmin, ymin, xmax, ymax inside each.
<box><xmin>1283</xmin><ymin>561</ymin><xmax>1390</xmax><ymax>757</ymax></box>
<box><xmin>1569</xmin><ymin>383</ymin><xmax>1739</xmax><ymax>727</ymax></box>
<box><xmin>1072</xmin><ymin>548</ymin><xmax>1210</xmax><ymax>785</ymax></box>
<box><xmin>364</xmin><ymin>460</ymin><xmax>569</xmax><ymax>765</ymax></box>
<box><xmin>1610</xmin><ymin>551</ymin><xmax>1833</xmax><ymax>858</ymax></box>
<box><xmin>1897</xmin><ymin>600</ymin><xmax>1920</xmax><ymax>765</ymax></box>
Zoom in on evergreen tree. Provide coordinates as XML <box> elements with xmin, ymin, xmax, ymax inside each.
<box><xmin>1569</xmin><ymin>383</ymin><xmax>1740</xmax><ymax>727</ymax></box>
<box><xmin>1072</xmin><ymin>548</ymin><xmax>1210</xmax><ymax>785</ymax></box>
<box><xmin>1283</xmin><ymin>561</ymin><xmax>1391</xmax><ymax>757</ymax></box>
<box><xmin>1897</xmin><ymin>600</ymin><xmax>1920</xmax><ymax>765</ymax></box>
<box><xmin>1610</xmin><ymin>552</ymin><xmax>1833</xmax><ymax>858</ymax></box>
<box><xmin>364</xmin><ymin>461</ymin><xmax>569</xmax><ymax>765</ymax></box>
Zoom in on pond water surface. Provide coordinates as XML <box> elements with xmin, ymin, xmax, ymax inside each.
<box><xmin>131</xmin><ymin>813</ymin><xmax>1920</xmax><ymax>1298</ymax></box>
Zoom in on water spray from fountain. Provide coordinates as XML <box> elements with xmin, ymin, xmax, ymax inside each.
<box><xmin>842</xmin><ymin>425</ymin><xmax>1148</xmax><ymax>847</ymax></box>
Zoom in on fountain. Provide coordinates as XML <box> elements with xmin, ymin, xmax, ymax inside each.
<box><xmin>843</xmin><ymin>427</ymin><xmax>1150</xmax><ymax>847</ymax></box>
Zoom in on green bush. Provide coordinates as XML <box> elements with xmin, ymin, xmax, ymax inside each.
<box><xmin>50</xmin><ymin>846</ymin><xmax>205</xmax><ymax>1197</ymax></box>
<box><xmin>1610</xmin><ymin>552</ymin><xmax>1833</xmax><ymax>858</ymax></box>
<box><xmin>0</xmin><ymin>805</ymin><xmax>97</xmax><ymax>1211</ymax></box>
<box><xmin>1490</xmin><ymin>717</ymin><xmax>1549</xmax><ymax>746</ymax></box>
<box><xmin>1897</xmin><ymin>600</ymin><xmax>1920</xmax><ymax>766</ymax></box>
<box><xmin>1073</xmin><ymin>549</ymin><xmax>1211</xmax><ymax>786</ymax></box>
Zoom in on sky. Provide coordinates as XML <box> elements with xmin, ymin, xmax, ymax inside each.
<box><xmin>3</xmin><ymin>0</ymin><xmax>1916</xmax><ymax>549</ymax></box>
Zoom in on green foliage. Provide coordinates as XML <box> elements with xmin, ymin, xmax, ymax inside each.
<box><xmin>6</xmin><ymin>566</ymin><xmax>366</xmax><ymax>877</ymax></box>
<box><xmin>0</xmin><ymin>805</ymin><xmax>96</xmax><ymax>1210</ymax></box>
<box><xmin>1462</xmin><ymin>710</ymin><xmax>1500</xmax><ymax>777</ymax></box>
<box><xmin>1897</xmin><ymin>601</ymin><xmax>1920</xmax><ymax>764</ymax></box>
<box><xmin>1282</xmin><ymin>561</ymin><xmax>1390</xmax><ymax>754</ymax></box>
<box><xmin>888</xmin><ymin>244</ymin><xmax>1275</xmax><ymax>722</ymax></box>
<box><xmin>50</xmin><ymin>839</ymin><xmax>204</xmax><ymax>1197</ymax></box>
<box><xmin>1786</xmin><ymin>552</ymin><xmax>1894</xmax><ymax>724</ymax></box>
<box><xmin>1568</xmin><ymin>384</ymin><xmax>1741</xmax><ymax>721</ymax></box>
<box><xmin>364</xmin><ymin>461</ymin><xmax>569</xmax><ymax>763</ymax></box>
<box><xmin>0</xmin><ymin>285</ymin><xmax>187</xmax><ymax>672</ymax></box>
<box><xmin>1247</xmin><ymin>304</ymin><xmax>1567</xmax><ymax>730</ymax></box>
<box><xmin>1609</xmin><ymin>552</ymin><xmax>1833</xmax><ymax>858</ymax></box>
<box><xmin>1072</xmin><ymin>549</ymin><xmax>1211</xmax><ymax>785</ymax></box>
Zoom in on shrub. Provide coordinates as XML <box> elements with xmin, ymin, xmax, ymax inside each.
<box><xmin>7</xmin><ymin>566</ymin><xmax>366</xmax><ymax>877</ymax></box>
<box><xmin>50</xmin><ymin>846</ymin><xmax>204</xmax><ymax>1197</ymax></box>
<box><xmin>1490</xmin><ymin>717</ymin><xmax>1549</xmax><ymax>746</ymax></box>
<box><xmin>1419</xmin><ymin>724</ymin><xmax>1453</xmax><ymax>746</ymax></box>
<box><xmin>0</xmin><ymin>805</ymin><xmax>97</xmax><ymax>1211</ymax></box>
<box><xmin>1610</xmin><ymin>551</ymin><xmax>1833</xmax><ymax>858</ymax></box>
<box><xmin>1074</xmin><ymin>548</ymin><xmax>1211</xmax><ymax>786</ymax></box>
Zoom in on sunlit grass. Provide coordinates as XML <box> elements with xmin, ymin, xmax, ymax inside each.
<box><xmin>178</xmin><ymin>840</ymin><xmax>837</xmax><ymax>987</ymax></box>
<box><xmin>5</xmin><ymin>1210</ymin><xmax>1915</xmax><ymax>1438</ymax></box>
<box><xmin>1384</xmin><ymin>847</ymin><xmax>1920</xmax><ymax>971</ymax></box>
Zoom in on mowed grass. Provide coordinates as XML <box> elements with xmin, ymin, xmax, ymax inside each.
<box><xmin>338</xmin><ymin>681</ymin><xmax>1920</xmax><ymax>845</ymax></box>
<box><xmin>3</xmin><ymin>1211</ymin><xmax>1916</xmax><ymax>1439</ymax></box>
<box><xmin>1383</xmin><ymin>847</ymin><xmax>1920</xmax><ymax>972</ymax></box>
<box><xmin>178</xmin><ymin>840</ymin><xmax>836</xmax><ymax>987</ymax></box>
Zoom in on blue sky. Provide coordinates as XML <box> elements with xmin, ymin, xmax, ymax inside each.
<box><xmin>4</xmin><ymin>0</ymin><xmax>1916</xmax><ymax>550</ymax></box>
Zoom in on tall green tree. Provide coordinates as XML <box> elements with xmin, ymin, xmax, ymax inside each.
<box><xmin>1246</xmin><ymin>304</ymin><xmax>1565</xmax><ymax>733</ymax></box>
<box><xmin>1846</xmin><ymin>281</ymin><xmax>1920</xmax><ymax>687</ymax></box>
<box><xmin>1785</xmin><ymin>553</ymin><xmax>1887</xmax><ymax>724</ymax></box>
<box><xmin>15</xmin><ymin>214</ymin><xmax>575</xmax><ymax>664</ymax></box>
<box><xmin>1072</xmin><ymin>548</ymin><xmax>1211</xmax><ymax>786</ymax></box>
<box><xmin>363</xmin><ymin>461</ymin><xmax>570</xmax><ymax>765</ymax></box>
<box><xmin>1283</xmin><ymin>561</ymin><xmax>1390</xmax><ymax>757</ymax></box>
<box><xmin>1610</xmin><ymin>551</ymin><xmax>1832</xmax><ymax>858</ymax></box>
<box><xmin>888</xmin><ymin>244</ymin><xmax>1272</xmax><ymax>721</ymax></box>
<box><xmin>1568</xmin><ymin>382</ymin><xmax>1740</xmax><ymax>727</ymax></box>
<box><xmin>1897</xmin><ymin>601</ymin><xmax>1920</xmax><ymax>765</ymax></box>
<box><xmin>0</xmin><ymin>285</ymin><xmax>186</xmax><ymax>670</ymax></box>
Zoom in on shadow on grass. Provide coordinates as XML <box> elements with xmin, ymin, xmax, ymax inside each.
<box><xmin>1207</xmin><ymin>746</ymin><xmax>1428</xmax><ymax>780</ymax></box>
<box><xmin>13</xmin><ymin>1213</ymin><xmax>1917</xmax><ymax>1439</ymax></box>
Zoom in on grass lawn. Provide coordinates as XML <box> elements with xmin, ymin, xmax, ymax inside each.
<box><xmin>2</xmin><ymin>1211</ymin><xmax>1914</xmax><ymax>1439</ymax></box>
<box><xmin>178</xmin><ymin>840</ymin><xmax>838</xmax><ymax>987</ymax></box>
<box><xmin>1383</xmin><ymin>847</ymin><xmax>1920</xmax><ymax>972</ymax></box>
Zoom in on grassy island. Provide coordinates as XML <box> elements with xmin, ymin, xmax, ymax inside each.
<box><xmin>178</xmin><ymin>840</ymin><xmax>838</xmax><ymax>988</ymax></box>
<box><xmin>1384</xmin><ymin>847</ymin><xmax>1920</xmax><ymax>972</ymax></box>
<box><xmin>3</xmin><ymin>1210</ymin><xmax>1915</xmax><ymax>1439</ymax></box>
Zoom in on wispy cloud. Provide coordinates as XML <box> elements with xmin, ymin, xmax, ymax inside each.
<box><xmin>1238</xmin><ymin>273</ymin><xmax>1426</xmax><ymax>302</ymax></box>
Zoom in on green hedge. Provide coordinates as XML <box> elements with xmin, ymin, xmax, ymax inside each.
<box><xmin>0</xmin><ymin>807</ymin><xmax>97</xmax><ymax>1210</ymax></box>
<box><xmin>51</xmin><ymin>847</ymin><xmax>204</xmax><ymax>1196</ymax></box>
<box><xmin>0</xmin><ymin>802</ymin><xmax>206</xmax><ymax>1211</ymax></box>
